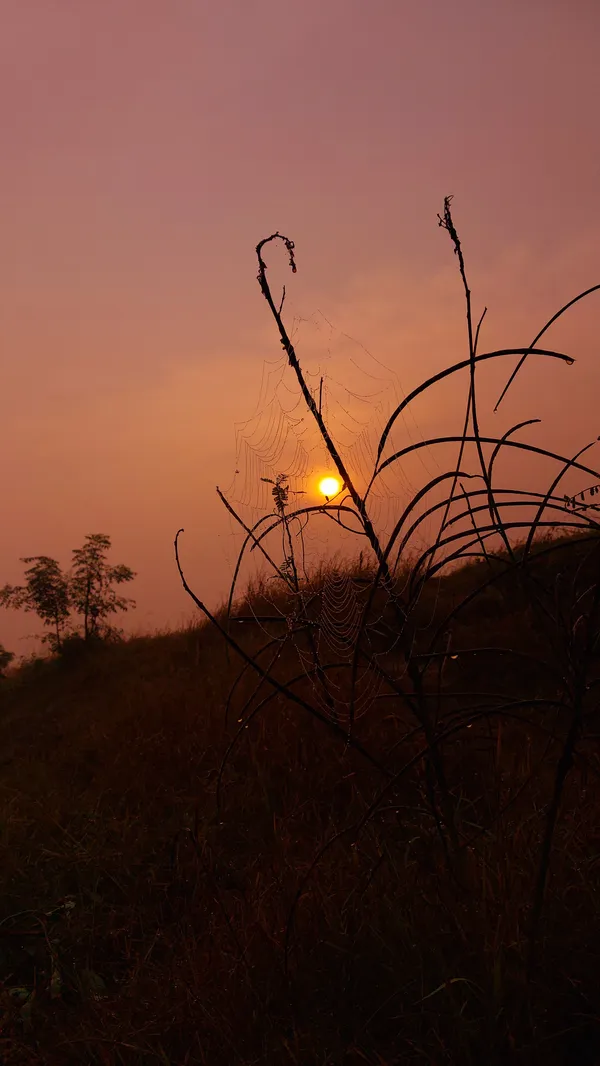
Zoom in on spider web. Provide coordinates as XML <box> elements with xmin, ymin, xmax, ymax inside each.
<box><xmin>223</xmin><ymin>310</ymin><xmax>441</xmax><ymax>537</ymax></box>
<box><xmin>221</xmin><ymin>311</ymin><xmax>442</xmax><ymax>723</ymax></box>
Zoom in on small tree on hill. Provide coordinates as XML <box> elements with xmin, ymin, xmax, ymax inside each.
<box><xmin>69</xmin><ymin>533</ymin><xmax>136</xmax><ymax>641</ymax></box>
<box><xmin>0</xmin><ymin>556</ymin><xmax>71</xmax><ymax>652</ymax></box>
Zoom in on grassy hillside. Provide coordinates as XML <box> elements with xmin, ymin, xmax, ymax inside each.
<box><xmin>1</xmin><ymin>537</ymin><xmax>600</xmax><ymax>1065</ymax></box>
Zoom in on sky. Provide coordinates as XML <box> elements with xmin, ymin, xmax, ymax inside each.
<box><xmin>2</xmin><ymin>0</ymin><xmax>599</xmax><ymax>658</ymax></box>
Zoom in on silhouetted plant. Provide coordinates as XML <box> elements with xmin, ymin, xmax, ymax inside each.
<box><xmin>69</xmin><ymin>533</ymin><xmax>136</xmax><ymax>642</ymax></box>
<box><xmin>175</xmin><ymin>198</ymin><xmax>600</xmax><ymax>997</ymax></box>
<box><xmin>0</xmin><ymin>534</ymin><xmax>136</xmax><ymax>653</ymax></box>
<box><xmin>0</xmin><ymin>555</ymin><xmax>71</xmax><ymax>652</ymax></box>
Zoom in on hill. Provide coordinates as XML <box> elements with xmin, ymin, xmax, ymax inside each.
<box><xmin>1</xmin><ymin>536</ymin><xmax>600</xmax><ymax>1064</ymax></box>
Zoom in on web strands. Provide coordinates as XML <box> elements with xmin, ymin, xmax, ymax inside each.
<box><xmin>227</xmin><ymin>355</ymin><xmax>315</xmax><ymax>519</ymax></box>
<box><xmin>222</xmin><ymin>320</ymin><xmax>441</xmax><ymax>722</ymax></box>
<box><xmin>291</xmin><ymin>313</ymin><xmax>443</xmax><ymax>544</ymax></box>
<box><xmin>226</xmin><ymin>315</ymin><xmax>441</xmax><ymax>537</ymax></box>
<box><xmin>317</xmin><ymin>564</ymin><xmax>408</xmax><ymax>667</ymax></box>
<box><xmin>318</xmin><ymin>379</ymin><xmax>441</xmax><ymax>580</ymax></box>
<box><xmin>296</xmin><ymin>640</ymin><xmax>384</xmax><ymax>725</ymax></box>
<box><xmin>318</xmin><ymin>569</ymin><xmax>362</xmax><ymax>659</ymax></box>
<box><xmin>223</xmin><ymin>317</ymin><xmax>445</xmax><ymax>637</ymax></box>
<box><xmin>299</xmin><ymin>568</ymin><xmax>383</xmax><ymax>723</ymax></box>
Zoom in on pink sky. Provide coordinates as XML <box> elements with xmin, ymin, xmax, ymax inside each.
<box><xmin>2</xmin><ymin>0</ymin><xmax>599</xmax><ymax>658</ymax></box>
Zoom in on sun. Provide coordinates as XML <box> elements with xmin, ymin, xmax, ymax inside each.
<box><xmin>319</xmin><ymin>475</ymin><xmax>341</xmax><ymax>498</ymax></box>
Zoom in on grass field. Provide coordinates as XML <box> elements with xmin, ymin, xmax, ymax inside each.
<box><xmin>1</xmin><ymin>535</ymin><xmax>600</xmax><ymax>1065</ymax></box>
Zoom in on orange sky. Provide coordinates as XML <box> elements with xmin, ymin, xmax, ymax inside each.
<box><xmin>2</xmin><ymin>0</ymin><xmax>599</xmax><ymax>659</ymax></box>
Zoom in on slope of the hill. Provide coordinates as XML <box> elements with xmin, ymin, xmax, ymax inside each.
<box><xmin>1</xmin><ymin>537</ymin><xmax>600</xmax><ymax>1065</ymax></box>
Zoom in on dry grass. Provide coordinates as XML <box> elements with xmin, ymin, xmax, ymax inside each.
<box><xmin>0</xmin><ymin>538</ymin><xmax>599</xmax><ymax>1065</ymax></box>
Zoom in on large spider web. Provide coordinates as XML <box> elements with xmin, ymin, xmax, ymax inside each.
<box><xmin>223</xmin><ymin>310</ymin><xmax>441</xmax><ymax>534</ymax></box>
<box><xmin>220</xmin><ymin>311</ymin><xmax>443</xmax><ymax>723</ymax></box>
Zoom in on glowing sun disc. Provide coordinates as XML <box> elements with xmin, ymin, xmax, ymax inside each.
<box><xmin>319</xmin><ymin>476</ymin><xmax>341</xmax><ymax>498</ymax></box>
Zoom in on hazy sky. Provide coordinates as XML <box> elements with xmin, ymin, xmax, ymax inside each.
<box><xmin>2</xmin><ymin>0</ymin><xmax>599</xmax><ymax>657</ymax></box>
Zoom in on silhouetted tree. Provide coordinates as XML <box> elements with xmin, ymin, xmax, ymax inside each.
<box><xmin>0</xmin><ymin>556</ymin><xmax>71</xmax><ymax>652</ymax></box>
<box><xmin>69</xmin><ymin>533</ymin><xmax>136</xmax><ymax>641</ymax></box>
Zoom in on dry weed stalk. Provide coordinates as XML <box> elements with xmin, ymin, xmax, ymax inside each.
<box><xmin>176</xmin><ymin>198</ymin><xmax>600</xmax><ymax>981</ymax></box>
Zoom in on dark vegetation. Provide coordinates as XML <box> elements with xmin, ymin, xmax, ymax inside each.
<box><xmin>2</xmin><ymin>199</ymin><xmax>600</xmax><ymax>1063</ymax></box>
<box><xmin>0</xmin><ymin>534</ymin><xmax>136</xmax><ymax>655</ymax></box>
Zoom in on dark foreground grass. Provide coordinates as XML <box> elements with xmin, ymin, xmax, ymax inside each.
<box><xmin>1</xmin><ymin>542</ymin><xmax>600</xmax><ymax>1065</ymax></box>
